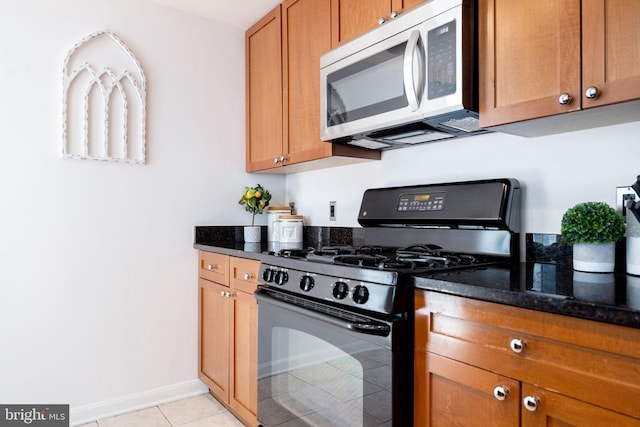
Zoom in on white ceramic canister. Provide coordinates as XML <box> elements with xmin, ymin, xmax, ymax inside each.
<box><xmin>627</xmin><ymin>200</ymin><xmax>640</xmax><ymax>275</ymax></box>
<box><xmin>267</xmin><ymin>206</ymin><xmax>291</xmax><ymax>242</ymax></box>
<box><xmin>276</xmin><ymin>215</ymin><xmax>304</xmax><ymax>245</ymax></box>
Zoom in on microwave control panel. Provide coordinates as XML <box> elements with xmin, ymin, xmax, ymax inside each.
<box><xmin>397</xmin><ymin>192</ymin><xmax>446</xmax><ymax>212</ymax></box>
<box><xmin>427</xmin><ymin>20</ymin><xmax>457</xmax><ymax>99</ymax></box>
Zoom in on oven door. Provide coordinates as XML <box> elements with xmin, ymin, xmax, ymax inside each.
<box><xmin>255</xmin><ymin>287</ymin><xmax>410</xmax><ymax>427</ymax></box>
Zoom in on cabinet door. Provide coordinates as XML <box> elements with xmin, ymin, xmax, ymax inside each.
<box><xmin>246</xmin><ymin>6</ymin><xmax>284</xmax><ymax>172</ymax></box>
<box><xmin>415</xmin><ymin>351</ymin><xmax>520</xmax><ymax>426</ymax></box>
<box><xmin>198</xmin><ymin>251</ymin><xmax>229</xmax><ymax>285</ymax></box>
<box><xmin>582</xmin><ymin>0</ymin><xmax>640</xmax><ymax>109</ymax></box>
<box><xmin>331</xmin><ymin>0</ymin><xmax>392</xmax><ymax>46</ymax></box>
<box><xmin>479</xmin><ymin>0</ymin><xmax>582</xmax><ymax>127</ymax></box>
<box><xmin>282</xmin><ymin>0</ymin><xmax>333</xmax><ymax>165</ymax></box>
<box><xmin>229</xmin><ymin>289</ymin><xmax>258</xmax><ymax>427</ymax></box>
<box><xmin>521</xmin><ymin>384</ymin><xmax>640</xmax><ymax>427</ymax></box>
<box><xmin>230</xmin><ymin>257</ymin><xmax>261</xmax><ymax>294</ymax></box>
<box><xmin>198</xmin><ymin>278</ymin><xmax>230</xmax><ymax>403</ymax></box>
<box><xmin>393</xmin><ymin>0</ymin><xmax>427</xmax><ymax>14</ymax></box>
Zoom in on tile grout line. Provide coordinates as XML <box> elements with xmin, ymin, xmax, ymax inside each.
<box><xmin>157</xmin><ymin>405</ymin><xmax>174</xmax><ymax>427</ymax></box>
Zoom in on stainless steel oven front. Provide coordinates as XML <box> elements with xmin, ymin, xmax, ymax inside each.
<box><xmin>255</xmin><ymin>286</ymin><xmax>411</xmax><ymax>427</ymax></box>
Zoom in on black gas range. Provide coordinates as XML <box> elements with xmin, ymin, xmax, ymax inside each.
<box><xmin>259</xmin><ymin>178</ymin><xmax>521</xmax><ymax>317</ymax></box>
<box><xmin>255</xmin><ymin>179</ymin><xmax>521</xmax><ymax>427</ymax></box>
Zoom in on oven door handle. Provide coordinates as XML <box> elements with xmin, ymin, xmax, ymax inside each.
<box><xmin>255</xmin><ymin>289</ymin><xmax>391</xmax><ymax>337</ymax></box>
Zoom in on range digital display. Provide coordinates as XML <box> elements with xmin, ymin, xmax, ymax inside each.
<box><xmin>398</xmin><ymin>192</ymin><xmax>446</xmax><ymax>212</ymax></box>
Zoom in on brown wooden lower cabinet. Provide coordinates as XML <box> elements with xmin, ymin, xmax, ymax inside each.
<box><xmin>416</xmin><ymin>351</ymin><xmax>519</xmax><ymax>426</ymax></box>
<box><xmin>415</xmin><ymin>290</ymin><xmax>640</xmax><ymax>426</ymax></box>
<box><xmin>198</xmin><ymin>252</ymin><xmax>260</xmax><ymax>427</ymax></box>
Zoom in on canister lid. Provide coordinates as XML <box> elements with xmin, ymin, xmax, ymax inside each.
<box><xmin>277</xmin><ymin>215</ymin><xmax>304</xmax><ymax>220</ymax></box>
<box><xmin>267</xmin><ymin>206</ymin><xmax>291</xmax><ymax>211</ymax></box>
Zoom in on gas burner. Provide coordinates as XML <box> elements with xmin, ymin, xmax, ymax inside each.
<box><xmin>318</xmin><ymin>245</ymin><xmax>386</xmax><ymax>256</ymax></box>
<box><xmin>314</xmin><ymin>246</ymin><xmax>356</xmax><ymax>256</ymax></box>
<box><xmin>276</xmin><ymin>248</ymin><xmax>312</xmax><ymax>258</ymax></box>
<box><xmin>333</xmin><ymin>254</ymin><xmax>389</xmax><ymax>269</ymax></box>
<box><xmin>395</xmin><ymin>244</ymin><xmax>444</xmax><ymax>257</ymax></box>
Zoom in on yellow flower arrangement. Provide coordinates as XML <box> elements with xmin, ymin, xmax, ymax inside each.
<box><xmin>238</xmin><ymin>184</ymin><xmax>272</xmax><ymax>226</ymax></box>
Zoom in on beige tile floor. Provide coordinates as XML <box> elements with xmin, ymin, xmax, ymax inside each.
<box><xmin>78</xmin><ymin>393</ymin><xmax>245</xmax><ymax>427</ymax></box>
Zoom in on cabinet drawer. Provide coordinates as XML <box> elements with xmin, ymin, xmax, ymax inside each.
<box><xmin>199</xmin><ymin>251</ymin><xmax>229</xmax><ymax>285</ymax></box>
<box><xmin>230</xmin><ymin>257</ymin><xmax>261</xmax><ymax>294</ymax></box>
<box><xmin>415</xmin><ymin>290</ymin><xmax>640</xmax><ymax>419</ymax></box>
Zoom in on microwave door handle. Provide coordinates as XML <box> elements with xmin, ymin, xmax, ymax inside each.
<box><xmin>403</xmin><ymin>30</ymin><xmax>424</xmax><ymax>112</ymax></box>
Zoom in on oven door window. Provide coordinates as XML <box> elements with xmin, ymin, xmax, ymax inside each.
<box><xmin>256</xmin><ymin>293</ymin><xmax>394</xmax><ymax>427</ymax></box>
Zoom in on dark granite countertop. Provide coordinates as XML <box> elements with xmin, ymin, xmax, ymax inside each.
<box><xmin>413</xmin><ymin>263</ymin><xmax>640</xmax><ymax>329</ymax></box>
<box><xmin>194</xmin><ymin>226</ymin><xmax>640</xmax><ymax>329</ymax></box>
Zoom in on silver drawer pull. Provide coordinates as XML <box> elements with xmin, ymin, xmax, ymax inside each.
<box><xmin>585</xmin><ymin>86</ymin><xmax>600</xmax><ymax>99</ymax></box>
<box><xmin>510</xmin><ymin>338</ymin><xmax>525</xmax><ymax>353</ymax></box>
<box><xmin>244</xmin><ymin>273</ymin><xmax>254</xmax><ymax>280</ymax></box>
<box><xmin>523</xmin><ymin>395</ymin><xmax>540</xmax><ymax>412</ymax></box>
<box><xmin>493</xmin><ymin>386</ymin><xmax>509</xmax><ymax>401</ymax></box>
<box><xmin>558</xmin><ymin>93</ymin><xmax>571</xmax><ymax>105</ymax></box>
<box><xmin>207</xmin><ymin>264</ymin><xmax>217</xmax><ymax>271</ymax></box>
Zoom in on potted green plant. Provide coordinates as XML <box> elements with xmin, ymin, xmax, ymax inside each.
<box><xmin>560</xmin><ymin>201</ymin><xmax>625</xmax><ymax>272</ymax></box>
<box><xmin>238</xmin><ymin>184</ymin><xmax>272</xmax><ymax>242</ymax></box>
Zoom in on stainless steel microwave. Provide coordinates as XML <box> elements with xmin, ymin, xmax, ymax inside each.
<box><xmin>320</xmin><ymin>0</ymin><xmax>486</xmax><ymax>150</ymax></box>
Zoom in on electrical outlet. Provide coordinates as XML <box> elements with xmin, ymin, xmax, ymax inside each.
<box><xmin>330</xmin><ymin>201</ymin><xmax>336</xmax><ymax>221</ymax></box>
<box><xmin>289</xmin><ymin>202</ymin><xmax>296</xmax><ymax>215</ymax></box>
<box><xmin>616</xmin><ymin>186</ymin><xmax>639</xmax><ymax>217</ymax></box>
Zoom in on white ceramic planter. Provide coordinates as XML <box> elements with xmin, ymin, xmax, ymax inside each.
<box><xmin>572</xmin><ymin>242</ymin><xmax>615</xmax><ymax>273</ymax></box>
<box><xmin>243</xmin><ymin>226</ymin><xmax>261</xmax><ymax>243</ymax></box>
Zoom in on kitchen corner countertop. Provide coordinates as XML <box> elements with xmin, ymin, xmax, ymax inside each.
<box><xmin>413</xmin><ymin>262</ymin><xmax>640</xmax><ymax>329</ymax></box>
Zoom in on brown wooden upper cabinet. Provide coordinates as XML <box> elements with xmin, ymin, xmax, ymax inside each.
<box><xmin>245</xmin><ymin>0</ymin><xmax>380</xmax><ymax>173</ymax></box>
<box><xmin>245</xmin><ymin>6</ymin><xmax>283</xmax><ymax>172</ymax></box>
<box><xmin>479</xmin><ymin>0</ymin><xmax>640</xmax><ymax>133</ymax></box>
<box><xmin>331</xmin><ymin>0</ymin><xmax>427</xmax><ymax>45</ymax></box>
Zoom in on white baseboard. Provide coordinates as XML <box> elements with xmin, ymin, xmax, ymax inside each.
<box><xmin>70</xmin><ymin>379</ymin><xmax>209</xmax><ymax>426</ymax></box>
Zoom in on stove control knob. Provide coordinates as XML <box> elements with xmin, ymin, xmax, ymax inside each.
<box><xmin>332</xmin><ymin>281</ymin><xmax>349</xmax><ymax>299</ymax></box>
<box><xmin>353</xmin><ymin>285</ymin><xmax>369</xmax><ymax>304</ymax></box>
<box><xmin>262</xmin><ymin>268</ymin><xmax>275</xmax><ymax>283</ymax></box>
<box><xmin>274</xmin><ymin>270</ymin><xmax>289</xmax><ymax>286</ymax></box>
<box><xmin>300</xmin><ymin>275</ymin><xmax>315</xmax><ymax>292</ymax></box>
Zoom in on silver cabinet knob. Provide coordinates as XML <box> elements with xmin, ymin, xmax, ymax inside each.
<box><xmin>220</xmin><ymin>290</ymin><xmax>226</xmax><ymax>297</ymax></box>
<box><xmin>207</xmin><ymin>264</ymin><xmax>217</xmax><ymax>271</ymax></box>
<box><xmin>378</xmin><ymin>17</ymin><xmax>385</xmax><ymax>25</ymax></box>
<box><xmin>558</xmin><ymin>93</ymin><xmax>571</xmax><ymax>105</ymax></box>
<box><xmin>390</xmin><ymin>11</ymin><xmax>398</xmax><ymax>19</ymax></box>
<box><xmin>585</xmin><ymin>86</ymin><xmax>600</xmax><ymax>99</ymax></box>
<box><xmin>279</xmin><ymin>155</ymin><xmax>287</xmax><ymax>163</ymax></box>
<box><xmin>244</xmin><ymin>273</ymin><xmax>254</xmax><ymax>280</ymax></box>
<box><xmin>510</xmin><ymin>338</ymin><xmax>525</xmax><ymax>353</ymax></box>
<box><xmin>274</xmin><ymin>157</ymin><xmax>280</xmax><ymax>164</ymax></box>
<box><xmin>523</xmin><ymin>395</ymin><xmax>540</xmax><ymax>412</ymax></box>
<box><xmin>493</xmin><ymin>386</ymin><xmax>509</xmax><ymax>401</ymax></box>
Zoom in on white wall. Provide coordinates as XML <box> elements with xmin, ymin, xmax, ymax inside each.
<box><xmin>0</xmin><ymin>0</ymin><xmax>284</xmax><ymax>423</ymax></box>
<box><xmin>287</xmin><ymin>120</ymin><xmax>640</xmax><ymax>234</ymax></box>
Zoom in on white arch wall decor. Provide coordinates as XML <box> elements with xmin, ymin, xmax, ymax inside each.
<box><xmin>62</xmin><ymin>31</ymin><xmax>147</xmax><ymax>164</ymax></box>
